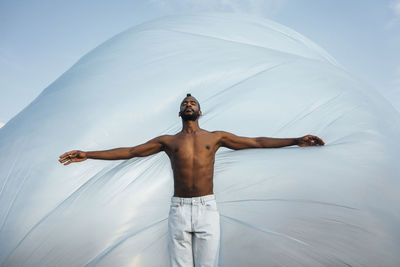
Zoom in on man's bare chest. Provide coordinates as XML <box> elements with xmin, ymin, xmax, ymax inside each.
<box><xmin>165</xmin><ymin>133</ymin><xmax>219</xmax><ymax>159</ymax></box>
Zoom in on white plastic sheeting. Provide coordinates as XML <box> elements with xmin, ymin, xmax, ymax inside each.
<box><xmin>0</xmin><ymin>13</ymin><xmax>400</xmax><ymax>267</ymax></box>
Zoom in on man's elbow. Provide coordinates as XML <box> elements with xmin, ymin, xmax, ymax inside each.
<box><xmin>254</xmin><ymin>138</ymin><xmax>264</xmax><ymax>148</ymax></box>
<box><xmin>128</xmin><ymin>147</ymin><xmax>137</xmax><ymax>158</ymax></box>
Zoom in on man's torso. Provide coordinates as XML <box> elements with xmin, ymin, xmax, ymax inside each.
<box><xmin>161</xmin><ymin>129</ymin><xmax>221</xmax><ymax>197</ymax></box>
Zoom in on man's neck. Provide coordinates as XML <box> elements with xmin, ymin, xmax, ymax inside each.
<box><xmin>181</xmin><ymin>120</ymin><xmax>201</xmax><ymax>134</ymax></box>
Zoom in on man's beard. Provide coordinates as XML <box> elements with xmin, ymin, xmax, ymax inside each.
<box><xmin>181</xmin><ymin>110</ymin><xmax>200</xmax><ymax>121</ymax></box>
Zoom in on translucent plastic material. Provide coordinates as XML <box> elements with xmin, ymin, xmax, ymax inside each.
<box><xmin>0</xmin><ymin>14</ymin><xmax>400</xmax><ymax>266</ymax></box>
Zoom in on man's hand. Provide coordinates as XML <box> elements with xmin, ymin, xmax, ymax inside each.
<box><xmin>296</xmin><ymin>135</ymin><xmax>325</xmax><ymax>147</ymax></box>
<box><xmin>59</xmin><ymin>150</ymin><xmax>87</xmax><ymax>165</ymax></box>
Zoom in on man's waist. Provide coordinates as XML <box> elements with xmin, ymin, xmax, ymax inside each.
<box><xmin>171</xmin><ymin>194</ymin><xmax>215</xmax><ymax>204</ymax></box>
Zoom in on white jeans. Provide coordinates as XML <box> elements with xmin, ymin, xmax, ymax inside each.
<box><xmin>168</xmin><ymin>194</ymin><xmax>220</xmax><ymax>267</ymax></box>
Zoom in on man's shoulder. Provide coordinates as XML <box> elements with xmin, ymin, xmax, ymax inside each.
<box><xmin>150</xmin><ymin>134</ymin><xmax>174</xmax><ymax>143</ymax></box>
<box><xmin>210</xmin><ymin>130</ymin><xmax>231</xmax><ymax>136</ymax></box>
<box><xmin>208</xmin><ymin>130</ymin><xmax>236</xmax><ymax>142</ymax></box>
<box><xmin>202</xmin><ymin>129</ymin><xmax>224</xmax><ymax>136</ymax></box>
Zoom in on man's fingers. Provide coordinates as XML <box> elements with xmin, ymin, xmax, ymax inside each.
<box><xmin>59</xmin><ymin>151</ymin><xmax>80</xmax><ymax>165</ymax></box>
<box><xmin>61</xmin><ymin>157</ymin><xmax>71</xmax><ymax>165</ymax></box>
<box><xmin>59</xmin><ymin>150</ymin><xmax>84</xmax><ymax>166</ymax></box>
<box><xmin>63</xmin><ymin>158</ymin><xmax>78</xmax><ymax>165</ymax></box>
<box><xmin>59</xmin><ymin>155</ymin><xmax>73</xmax><ymax>163</ymax></box>
<box><xmin>299</xmin><ymin>135</ymin><xmax>325</xmax><ymax>146</ymax></box>
<box><xmin>314</xmin><ymin>137</ymin><xmax>324</xmax><ymax>145</ymax></box>
<box><xmin>60</xmin><ymin>150</ymin><xmax>78</xmax><ymax>158</ymax></box>
<box><xmin>309</xmin><ymin>138</ymin><xmax>318</xmax><ymax>145</ymax></box>
<box><xmin>59</xmin><ymin>156</ymin><xmax>69</xmax><ymax>163</ymax></box>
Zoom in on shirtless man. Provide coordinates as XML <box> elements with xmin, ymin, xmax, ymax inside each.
<box><xmin>59</xmin><ymin>94</ymin><xmax>325</xmax><ymax>267</ymax></box>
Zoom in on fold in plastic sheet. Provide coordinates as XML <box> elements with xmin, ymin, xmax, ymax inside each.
<box><xmin>0</xmin><ymin>14</ymin><xmax>400</xmax><ymax>267</ymax></box>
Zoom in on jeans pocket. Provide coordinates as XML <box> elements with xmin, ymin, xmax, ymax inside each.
<box><xmin>204</xmin><ymin>201</ymin><xmax>218</xmax><ymax>212</ymax></box>
<box><xmin>169</xmin><ymin>203</ymin><xmax>180</xmax><ymax>214</ymax></box>
<box><xmin>170</xmin><ymin>203</ymin><xmax>181</xmax><ymax>211</ymax></box>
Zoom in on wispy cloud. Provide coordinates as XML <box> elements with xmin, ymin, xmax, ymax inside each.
<box><xmin>384</xmin><ymin>66</ymin><xmax>400</xmax><ymax>112</ymax></box>
<box><xmin>392</xmin><ymin>0</ymin><xmax>400</xmax><ymax>16</ymax></box>
<box><xmin>0</xmin><ymin>122</ymin><xmax>5</xmax><ymax>128</ymax></box>
<box><xmin>387</xmin><ymin>0</ymin><xmax>400</xmax><ymax>27</ymax></box>
<box><xmin>393</xmin><ymin>66</ymin><xmax>400</xmax><ymax>94</ymax></box>
<box><xmin>149</xmin><ymin>0</ymin><xmax>287</xmax><ymax>16</ymax></box>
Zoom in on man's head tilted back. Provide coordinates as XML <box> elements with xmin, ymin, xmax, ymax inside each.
<box><xmin>179</xmin><ymin>93</ymin><xmax>202</xmax><ymax>121</ymax></box>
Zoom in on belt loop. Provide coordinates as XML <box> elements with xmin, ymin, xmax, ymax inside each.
<box><xmin>180</xmin><ymin>199</ymin><xmax>183</xmax><ymax>206</ymax></box>
<box><xmin>201</xmin><ymin>198</ymin><xmax>205</xmax><ymax>205</ymax></box>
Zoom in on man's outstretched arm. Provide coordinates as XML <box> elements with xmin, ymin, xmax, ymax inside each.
<box><xmin>216</xmin><ymin>131</ymin><xmax>324</xmax><ymax>150</ymax></box>
<box><xmin>59</xmin><ymin>136</ymin><xmax>167</xmax><ymax>165</ymax></box>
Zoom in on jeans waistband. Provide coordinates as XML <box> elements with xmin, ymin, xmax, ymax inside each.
<box><xmin>171</xmin><ymin>194</ymin><xmax>216</xmax><ymax>205</ymax></box>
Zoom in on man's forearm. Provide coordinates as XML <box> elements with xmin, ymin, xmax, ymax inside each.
<box><xmin>86</xmin><ymin>148</ymin><xmax>133</xmax><ymax>160</ymax></box>
<box><xmin>256</xmin><ymin>137</ymin><xmax>298</xmax><ymax>148</ymax></box>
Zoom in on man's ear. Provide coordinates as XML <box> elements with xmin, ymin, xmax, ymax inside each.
<box><xmin>178</xmin><ymin>111</ymin><xmax>181</xmax><ymax>117</ymax></box>
<box><xmin>199</xmin><ymin>111</ymin><xmax>202</xmax><ymax>116</ymax></box>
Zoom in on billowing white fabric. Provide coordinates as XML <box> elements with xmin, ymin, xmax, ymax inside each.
<box><xmin>0</xmin><ymin>13</ymin><xmax>399</xmax><ymax>266</ymax></box>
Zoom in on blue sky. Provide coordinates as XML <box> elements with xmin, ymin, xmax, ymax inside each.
<box><xmin>1</xmin><ymin>0</ymin><xmax>399</xmax><ymax>126</ymax></box>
